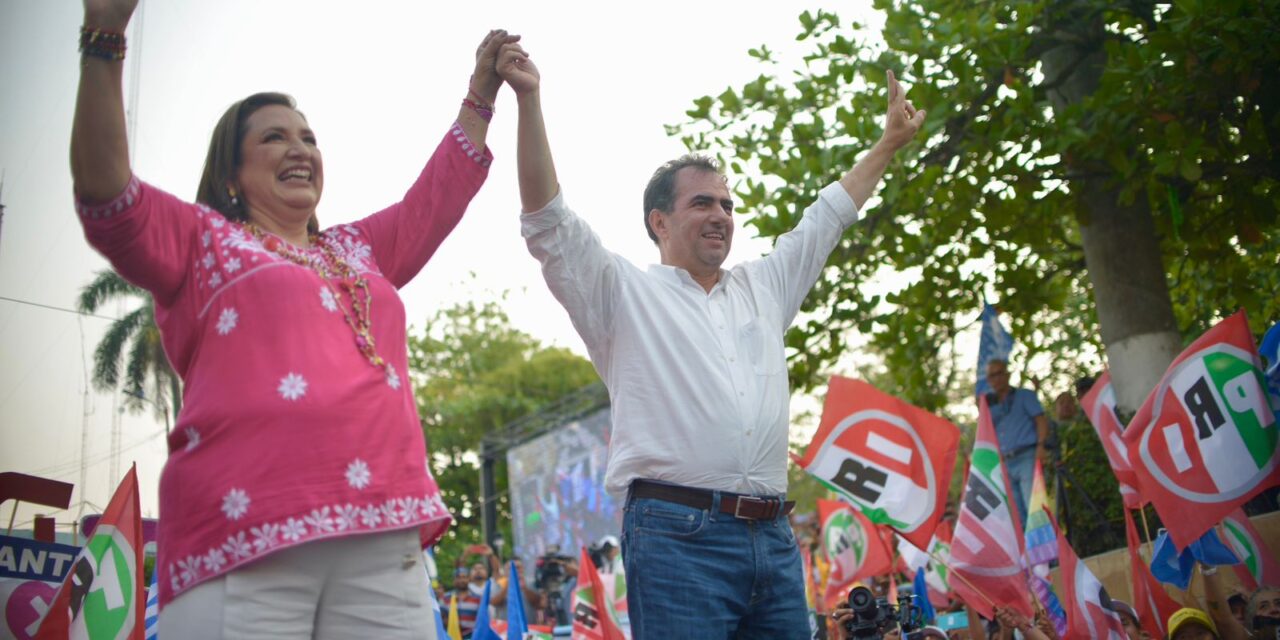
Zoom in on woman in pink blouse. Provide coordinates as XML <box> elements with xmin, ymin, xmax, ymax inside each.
<box><xmin>73</xmin><ymin>0</ymin><xmax>511</xmax><ymax>636</ymax></box>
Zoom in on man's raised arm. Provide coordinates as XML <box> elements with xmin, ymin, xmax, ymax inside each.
<box><xmin>838</xmin><ymin>70</ymin><xmax>926</xmax><ymax>210</ymax></box>
<box><xmin>497</xmin><ymin>43</ymin><xmax>559</xmax><ymax>213</ymax></box>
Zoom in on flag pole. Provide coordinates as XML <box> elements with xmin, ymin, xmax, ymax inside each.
<box><xmin>1137</xmin><ymin>506</ymin><xmax>1156</xmax><ymax>560</ymax></box>
<box><xmin>927</xmin><ymin>548</ymin><xmax>997</xmax><ymax>610</ymax></box>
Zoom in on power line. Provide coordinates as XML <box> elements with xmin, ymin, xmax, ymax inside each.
<box><xmin>0</xmin><ymin>295</ymin><xmax>121</xmax><ymax>322</ymax></box>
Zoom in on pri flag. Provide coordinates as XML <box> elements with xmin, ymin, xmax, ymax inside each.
<box><xmin>1057</xmin><ymin>517</ymin><xmax>1127</xmax><ymax>640</ymax></box>
<box><xmin>35</xmin><ymin>465</ymin><xmax>145</xmax><ymax>640</ymax></box>
<box><xmin>1222</xmin><ymin>508</ymin><xmax>1280</xmax><ymax>590</ymax></box>
<box><xmin>1080</xmin><ymin>372</ymin><xmax>1143</xmax><ymax>509</ymax></box>
<box><xmin>1124</xmin><ymin>310</ymin><xmax>1280</xmax><ymax>548</ymax></box>
<box><xmin>1123</xmin><ymin>509</ymin><xmax>1181</xmax><ymax>640</ymax></box>
<box><xmin>975</xmin><ymin>303</ymin><xmax>1015</xmax><ymax>397</ymax></box>
<box><xmin>948</xmin><ymin>396</ymin><xmax>1032</xmax><ymax>620</ymax></box>
<box><xmin>572</xmin><ymin>546</ymin><xmax>625</xmax><ymax>640</ymax></box>
<box><xmin>797</xmin><ymin>377</ymin><xmax>960</xmax><ymax>550</ymax></box>
<box><xmin>818</xmin><ymin>499</ymin><xmax>892</xmax><ymax>610</ymax></box>
<box><xmin>896</xmin><ymin>520</ymin><xmax>953</xmax><ymax>609</ymax></box>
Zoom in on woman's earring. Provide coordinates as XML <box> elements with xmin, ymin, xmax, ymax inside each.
<box><xmin>228</xmin><ymin>188</ymin><xmax>239</xmax><ymax>206</ymax></box>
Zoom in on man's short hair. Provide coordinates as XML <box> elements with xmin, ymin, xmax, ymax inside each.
<box><xmin>642</xmin><ymin>154</ymin><xmax>724</xmax><ymax>243</ymax></box>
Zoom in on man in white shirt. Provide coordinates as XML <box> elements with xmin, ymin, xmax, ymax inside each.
<box><xmin>497</xmin><ymin>43</ymin><xmax>925</xmax><ymax>639</ymax></box>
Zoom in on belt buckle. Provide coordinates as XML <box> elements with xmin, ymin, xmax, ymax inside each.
<box><xmin>733</xmin><ymin>496</ymin><xmax>769</xmax><ymax>520</ymax></box>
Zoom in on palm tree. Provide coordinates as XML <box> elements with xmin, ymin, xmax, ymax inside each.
<box><xmin>77</xmin><ymin>269</ymin><xmax>181</xmax><ymax>424</ymax></box>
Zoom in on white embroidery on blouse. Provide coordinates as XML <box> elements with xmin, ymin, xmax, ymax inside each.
<box><xmin>216</xmin><ymin>308</ymin><xmax>238</xmax><ymax>336</ymax></box>
<box><xmin>345</xmin><ymin>459</ymin><xmax>372</xmax><ymax>490</ymax></box>
<box><xmin>320</xmin><ymin>287</ymin><xmax>338</xmax><ymax>312</ymax></box>
<box><xmin>221</xmin><ymin>488</ymin><xmax>250</xmax><ymax>521</ymax></box>
<box><xmin>278</xmin><ymin>373</ymin><xmax>308</xmax><ymax>401</ymax></box>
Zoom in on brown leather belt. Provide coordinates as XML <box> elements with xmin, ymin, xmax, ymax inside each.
<box><xmin>630</xmin><ymin>480</ymin><xmax>795</xmax><ymax>520</ymax></box>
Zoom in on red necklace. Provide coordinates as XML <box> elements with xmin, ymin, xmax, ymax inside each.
<box><xmin>245</xmin><ymin>223</ymin><xmax>389</xmax><ymax>373</ymax></box>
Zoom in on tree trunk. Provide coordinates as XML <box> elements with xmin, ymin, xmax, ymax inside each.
<box><xmin>1041</xmin><ymin>8</ymin><xmax>1183</xmax><ymax>413</ymax></box>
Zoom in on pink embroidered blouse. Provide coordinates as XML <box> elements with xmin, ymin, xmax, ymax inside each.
<box><xmin>75</xmin><ymin>123</ymin><xmax>492</xmax><ymax>607</ymax></box>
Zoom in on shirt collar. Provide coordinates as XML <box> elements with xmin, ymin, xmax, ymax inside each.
<box><xmin>646</xmin><ymin>263</ymin><xmax>729</xmax><ymax>294</ymax></box>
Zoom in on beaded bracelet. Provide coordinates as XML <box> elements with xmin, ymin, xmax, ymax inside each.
<box><xmin>80</xmin><ymin>26</ymin><xmax>127</xmax><ymax>61</ymax></box>
<box><xmin>462</xmin><ymin>97</ymin><xmax>494</xmax><ymax>123</ymax></box>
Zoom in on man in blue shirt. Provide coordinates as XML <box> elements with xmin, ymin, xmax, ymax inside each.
<box><xmin>985</xmin><ymin>358</ymin><xmax>1049</xmax><ymax>526</ymax></box>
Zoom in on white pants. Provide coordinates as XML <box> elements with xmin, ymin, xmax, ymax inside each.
<box><xmin>159</xmin><ymin>528</ymin><xmax>437</xmax><ymax>639</ymax></box>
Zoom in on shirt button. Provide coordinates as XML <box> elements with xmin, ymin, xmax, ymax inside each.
<box><xmin>746</xmin><ymin>429</ymin><xmax>753</xmax><ymax>436</ymax></box>
<box><xmin>739</xmin><ymin>391</ymin><xmax>745</xmax><ymax>396</ymax></box>
<box><xmin>728</xmin><ymin>356</ymin><xmax>735</xmax><ymax>362</ymax></box>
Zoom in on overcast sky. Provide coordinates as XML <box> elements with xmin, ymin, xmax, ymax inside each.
<box><xmin>2</xmin><ymin>1</ymin><xmax>900</xmax><ymax>530</ymax></box>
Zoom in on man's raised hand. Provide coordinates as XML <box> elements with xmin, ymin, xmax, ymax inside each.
<box><xmin>498</xmin><ymin>42</ymin><xmax>540</xmax><ymax>96</ymax></box>
<box><xmin>880</xmin><ymin>69</ymin><xmax>926</xmax><ymax>150</ymax></box>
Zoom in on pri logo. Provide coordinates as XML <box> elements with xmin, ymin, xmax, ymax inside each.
<box><xmin>68</xmin><ymin>525</ymin><xmax>137</xmax><ymax>640</ymax></box>
<box><xmin>824</xmin><ymin>511</ymin><xmax>868</xmax><ymax>580</ymax></box>
<box><xmin>808</xmin><ymin>410</ymin><xmax>937</xmax><ymax>534</ymax></box>
<box><xmin>1138</xmin><ymin>344</ymin><xmax>1280</xmax><ymax>502</ymax></box>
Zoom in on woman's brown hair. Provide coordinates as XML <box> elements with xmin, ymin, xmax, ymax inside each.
<box><xmin>195</xmin><ymin>92</ymin><xmax>319</xmax><ymax>234</ymax></box>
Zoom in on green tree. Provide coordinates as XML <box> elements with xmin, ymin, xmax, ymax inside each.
<box><xmin>409</xmin><ymin>294</ymin><xmax>599</xmax><ymax>576</ymax></box>
<box><xmin>77</xmin><ymin>269</ymin><xmax>181</xmax><ymax>421</ymax></box>
<box><xmin>672</xmin><ymin>2</ymin><xmax>1279</xmax><ymax>413</ymax></box>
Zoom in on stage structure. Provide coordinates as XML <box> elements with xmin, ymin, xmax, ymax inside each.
<box><xmin>479</xmin><ymin>383</ymin><xmax>620</xmax><ymax>570</ymax></box>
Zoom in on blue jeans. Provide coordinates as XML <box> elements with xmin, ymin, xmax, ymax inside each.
<box><xmin>1005</xmin><ymin>447</ymin><xmax>1036</xmax><ymax>528</ymax></box>
<box><xmin>621</xmin><ymin>489</ymin><xmax>809</xmax><ymax>639</ymax></box>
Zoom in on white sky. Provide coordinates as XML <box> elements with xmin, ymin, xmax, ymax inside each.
<box><xmin>1</xmin><ymin>1</ymin><xmax>904</xmax><ymax>531</ymax></box>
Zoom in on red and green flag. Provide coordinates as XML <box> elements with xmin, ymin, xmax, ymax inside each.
<box><xmin>796</xmin><ymin>377</ymin><xmax>960</xmax><ymax>550</ymax></box>
<box><xmin>1123</xmin><ymin>310</ymin><xmax>1280</xmax><ymax>548</ymax></box>
<box><xmin>35</xmin><ymin>465</ymin><xmax>145</xmax><ymax>640</ymax></box>
<box><xmin>1222</xmin><ymin>508</ymin><xmax>1280</xmax><ymax>590</ymax></box>
<box><xmin>1058</xmin><ymin>516</ymin><xmax>1127</xmax><ymax>640</ymax></box>
<box><xmin>817</xmin><ymin>498</ymin><xmax>892</xmax><ymax>610</ymax></box>
<box><xmin>1123</xmin><ymin>509</ymin><xmax>1181</xmax><ymax>640</ymax></box>
<box><xmin>571</xmin><ymin>546</ymin><xmax>625</xmax><ymax>640</ymax></box>
<box><xmin>948</xmin><ymin>396</ymin><xmax>1032</xmax><ymax>620</ymax></box>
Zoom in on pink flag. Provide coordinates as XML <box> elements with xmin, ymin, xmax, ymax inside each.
<box><xmin>797</xmin><ymin>377</ymin><xmax>960</xmax><ymax>550</ymax></box>
<box><xmin>1058</xmin><ymin>516</ymin><xmax>1127</xmax><ymax>640</ymax></box>
<box><xmin>1222</xmin><ymin>508</ymin><xmax>1280</xmax><ymax>590</ymax></box>
<box><xmin>947</xmin><ymin>396</ymin><xmax>1033</xmax><ymax>620</ymax></box>
<box><xmin>1080</xmin><ymin>371</ymin><xmax>1143</xmax><ymax>509</ymax></box>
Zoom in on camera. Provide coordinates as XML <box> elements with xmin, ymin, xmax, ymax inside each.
<box><xmin>843</xmin><ymin>586</ymin><xmax>923</xmax><ymax>639</ymax></box>
<box><xmin>534</xmin><ymin>550</ymin><xmax>573</xmax><ymax>591</ymax></box>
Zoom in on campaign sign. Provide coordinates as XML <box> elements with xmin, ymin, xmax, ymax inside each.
<box><xmin>1</xmin><ymin>536</ymin><xmax>80</xmax><ymax>640</ymax></box>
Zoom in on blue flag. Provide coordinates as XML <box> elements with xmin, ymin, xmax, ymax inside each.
<box><xmin>1150</xmin><ymin>527</ymin><xmax>1241</xmax><ymax>589</ymax></box>
<box><xmin>1260</xmin><ymin>321</ymin><xmax>1280</xmax><ymax>401</ymax></box>
<box><xmin>427</xmin><ymin>582</ymin><xmax>449</xmax><ymax>640</ymax></box>
<box><xmin>975</xmin><ymin>303</ymin><xmax>1014</xmax><ymax>396</ymax></box>
<box><xmin>913</xmin><ymin>567</ymin><xmax>936</xmax><ymax>624</ymax></box>
<box><xmin>145</xmin><ymin>568</ymin><xmax>160</xmax><ymax>640</ymax></box>
<box><xmin>506</xmin><ymin>560</ymin><xmax>529</xmax><ymax>638</ymax></box>
<box><xmin>471</xmin><ymin>579</ymin><xmax>502</xmax><ymax>640</ymax></box>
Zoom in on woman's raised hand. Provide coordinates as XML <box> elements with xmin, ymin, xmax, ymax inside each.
<box><xmin>497</xmin><ymin>42</ymin><xmax>539</xmax><ymax>96</ymax></box>
<box><xmin>83</xmin><ymin>0</ymin><xmax>138</xmax><ymax>30</ymax></box>
<box><xmin>472</xmin><ymin>29</ymin><xmax>519</xmax><ymax>104</ymax></box>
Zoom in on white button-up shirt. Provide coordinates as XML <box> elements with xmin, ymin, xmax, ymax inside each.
<box><xmin>521</xmin><ymin>182</ymin><xmax>858</xmax><ymax>498</ymax></box>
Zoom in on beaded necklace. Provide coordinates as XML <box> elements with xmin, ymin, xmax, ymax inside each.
<box><xmin>244</xmin><ymin>223</ymin><xmax>389</xmax><ymax>373</ymax></box>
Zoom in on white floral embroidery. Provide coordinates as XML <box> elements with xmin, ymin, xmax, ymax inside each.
<box><xmin>184</xmin><ymin>426</ymin><xmax>201</xmax><ymax>452</ymax></box>
<box><xmin>395</xmin><ymin>497</ymin><xmax>416</xmax><ymax>524</ymax></box>
<box><xmin>281</xmin><ymin>517</ymin><xmax>307</xmax><ymax>542</ymax></box>
<box><xmin>359</xmin><ymin>504</ymin><xmax>383</xmax><ymax>528</ymax></box>
<box><xmin>335</xmin><ymin>504</ymin><xmax>359</xmax><ymax>531</ymax></box>
<box><xmin>278</xmin><ymin>373</ymin><xmax>307</xmax><ymax>401</ymax></box>
<box><xmin>381</xmin><ymin>500</ymin><xmax>402</xmax><ymax>526</ymax></box>
<box><xmin>178</xmin><ymin>555</ymin><xmax>202</xmax><ymax>585</ymax></box>
<box><xmin>210</xmin><ymin>272</ymin><xmax>223</xmax><ymax>288</ymax></box>
<box><xmin>222</xmin><ymin>532</ymin><xmax>252</xmax><ymax>561</ymax></box>
<box><xmin>320</xmin><ymin>287</ymin><xmax>338</xmax><ymax>312</ymax></box>
<box><xmin>345</xmin><ymin>459</ymin><xmax>371</xmax><ymax>490</ymax></box>
<box><xmin>305</xmin><ymin>507</ymin><xmax>336</xmax><ymax>535</ymax></box>
<box><xmin>338</xmin><ymin>236</ymin><xmax>373</xmax><ymax>270</ymax></box>
<box><xmin>420</xmin><ymin>497</ymin><xmax>436</xmax><ymax>518</ymax></box>
<box><xmin>210</xmin><ymin>216</ymin><xmax>226</xmax><ymax>228</ymax></box>
<box><xmin>202</xmin><ymin>252</ymin><xmax>215</xmax><ymax>269</ymax></box>
<box><xmin>202</xmin><ymin>230</ymin><xmax>212</xmax><ymax>247</ymax></box>
<box><xmin>385</xmin><ymin>364</ymin><xmax>401</xmax><ymax>390</ymax></box>
<box><xmin>225</xmin><ymin>257</ymin><xmax>242</xmax><ymax>273</ymax></box>
<box><xmin>203</xmin><ymin>548</ymin><xmax>227</xmax><ymax>573</ymax></box>
<box><xmin>216</xmin><ymin>307</ymin><xmax>238</xmax><ymax>335</ymax></box>
<box><xmin>250</xmin><ymin>523</ymin><xmax>280</xmax><ymax>553</ymax></box>
<box><xmin>221</xmin><ymin>488</ymin><xmax>250</xmax><ymax>521</ymax></box>
<box><xmin>170</xmin><ymin>569</ymin><xmax>181</xmax><ymax>593</ymax></box>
